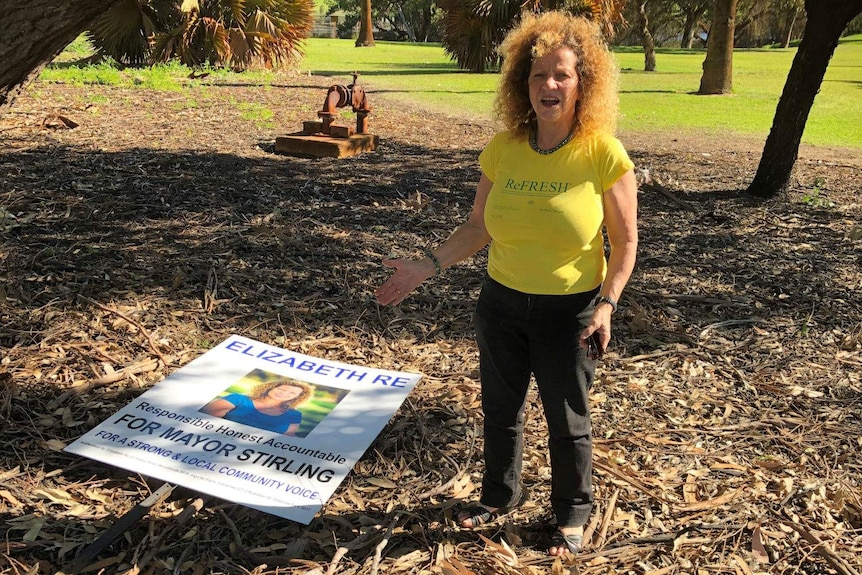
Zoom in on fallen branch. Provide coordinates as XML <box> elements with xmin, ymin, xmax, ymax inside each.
<box><xmin>370</xmin><ymin>511</ymin><xmax>405</xmax><ymax>575</ymax></box>
<box><xmin>781</xmin><ymin>520</ymin><xmax>861</xmax><ymax>575</ymax></box>
<box><xmin>524</xmin><ymin>544</ymin><xmax>642</xmax><ymax>567</ymax></box>
<box><xmin>675</xmin><ymin>487</ymin><xmax>743</xmax><ymax>513</ymax></box>
<box><xmin>699</xmin><ymin>319</ymin><xmax>763</xmax><ymax>339</ymax></box>
<box><xmin>594</xmin><ymin>488</ymin><xmax>619</xmax><ymax>549</ymax></box>
<box><xmin>627</xmin><ymin>287</ymin><xmax>750</xmax><ymax>307</ymax></box>
<box><xmin>218</xmin><ymin>507</ymin><xmax>245</xmax><ymax>548</ymax></box>
<box><xmin>417</xmin><ymin>420</ymin><xmax>477</xmax><ymax>500</ymax></box>
<box><xmin>77</xmin><ymin>294</ymin><xmax>170</xmax><ymax>368</ymax></box>
<box><xmin>594</xmin><ymin>458</ymin><xmax>674</xmax><ymax>505</ymax></box>
<box><xmin>605</xmin><ymin>522</ymin><xmax>745</xmax><ymax>550</ymax></box>
<box><xmin>325</xmin><ymin>520</ymin><xmax>384</xmax><ymax>575</ymax></box>
<box><xmin>637</xmin><ymin>170</ymin><xmax>695</xmax><ymax>211</ymax></box>
<box><xmin>51</xmin><ymin>357</ymin><xmax>162</xmax><ymax>407</ymax></box>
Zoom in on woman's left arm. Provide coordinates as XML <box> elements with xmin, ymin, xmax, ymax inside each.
<box><xmin>581</xmin><ymin>169</ymin><xmax>638</xmax><ymax>350</ymax></box>
<box><xmin>284</xmin><ymin>423</ymin><xmax>300</xmax><ymax>436</ymax></box>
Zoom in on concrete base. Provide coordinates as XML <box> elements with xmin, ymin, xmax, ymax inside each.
<box><xmin>274</xmin><ymin>133</ymin><xmax>379</xmax><ymax>158</ymax></box>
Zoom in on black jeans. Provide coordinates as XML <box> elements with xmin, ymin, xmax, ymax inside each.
<box><xmin>474</xmin><ymin>274</ymin><xmax>598</xmax><ymax>528</ymax></box>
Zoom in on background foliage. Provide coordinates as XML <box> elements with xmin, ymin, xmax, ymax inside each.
<box><xmin>87</xmin><ymin>0</ymin><xmax>315</xmax><ymax>69</ymax></box>
<box><xmin>42</xmin><ymin>33</ymin><xmax>862</xmax><ymax>148</ymax></box>
<box><xmin>324</xmin><ymin>0</ymin><xmax>443</xmax><ymax>42</ymax></box>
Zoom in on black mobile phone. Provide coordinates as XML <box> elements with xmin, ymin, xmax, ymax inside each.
<box><xmin>587</xmin><ymin>332</ymin><xmax>602</xmax><ymax>360</ymax></box>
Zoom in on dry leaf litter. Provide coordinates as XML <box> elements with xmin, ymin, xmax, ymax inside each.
<box><xmin>0</xmin><ymin>71</ymin><xmax>860</xmax><ymax>575</ymax></box>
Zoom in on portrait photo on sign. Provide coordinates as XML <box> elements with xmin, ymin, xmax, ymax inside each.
<box><xmin>199</xmin><ymin>368</ymin><xmax>350</xmax><ymax>438</ymax></box>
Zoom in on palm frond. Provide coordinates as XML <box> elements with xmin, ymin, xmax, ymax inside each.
<box><xmin>92</xmin><ymin>0</ymin><xmax>312</xmax><ymax>70</ymax></box>
<box><xmin>199</xmin><ymin>17</ymin><xmax>232</xmax><ymax>65</ymax></box>
<box><xmin>246</xmin><ymin>8</ymin><xmax>281</xmax><ymax>36</ymax></box>
<box><xmin>227</xmin><ymin>0</ymin><xmax>248</xmax><ymax>27</ymax></box>
<box><xmin>229</xmin><ymin>28</ymin><xmax>253</xmax><ymax>69</ymax></box>
<box><xmin>439</xmin><ymin>0</ymin><xmax>518</xmax><ymax>72</ymax></box>
<box><xmin>180</xmin><ymin>0</ymin><xmax>200</xmax><ymax>15</ymax></box>
<box><xmin>150</xmin><ymin>25</ymin><xmax>181</xmax><ymax>63</ymax></box>
<box><xmin>88</xmin><ymin>0</ymin><xmax>154</xmax><ymax>65</ymax></box>
<box><xmin>175</xmin><ymin>17</ymin><xmax>203</xmax><ymax>66</ymax></box>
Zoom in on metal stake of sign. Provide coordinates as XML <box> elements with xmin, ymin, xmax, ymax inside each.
<box><xmin>63</xmin><ymin>482</ymin><xmax>176</xmax><ymax>574</ymax></box>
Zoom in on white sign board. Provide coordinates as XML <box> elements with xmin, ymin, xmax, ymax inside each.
<box><xmin>65</xmin><ymin>335</ymin><xmax>421</xmax><ymax>524</ymax></box>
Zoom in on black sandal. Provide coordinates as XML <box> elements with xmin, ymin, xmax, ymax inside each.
<box><xmin>454</xmin><ymin>503</ymin><xmax>498</xmax><ymax>528</ymax></box>
<box><xmin>549</xmin><ymin>529</ymin><xmax>584</xmax><ymax>555</ymax></box>
<box><xmin>454</xmin><ymin>489</ymin><xmax>529</xmax><ymax>528</ymax></box>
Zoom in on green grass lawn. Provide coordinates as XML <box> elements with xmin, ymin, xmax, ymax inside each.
<box><xmin>299</xmin><ymin>37</ymin><xmax>862</xmax><ymax>148</ymax></box>
<box><xmin>42</xmin><ymin>34</ymin><xmax>862</xmax><ymax>148</ymax></box>
<box><xmin>612</xmin><ymin>45</ymin><xmax>861</xmax><ymax>146</ymax></box>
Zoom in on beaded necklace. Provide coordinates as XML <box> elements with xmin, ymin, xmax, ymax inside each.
<box><xmin>529</xmin><ymin>128</ymin><xmax>573</xmax><ymax>155</ymax></box>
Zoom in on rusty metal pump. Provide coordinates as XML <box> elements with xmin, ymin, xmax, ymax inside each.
<box><xmin>276</xmin><ymin>72</ymin><xmax>379</xmax><ymax>158</ymax></box>
<box><xmin>317</xmin><ymin>73</ymin><xmax>371</xmax><ymax>136</ymax></box>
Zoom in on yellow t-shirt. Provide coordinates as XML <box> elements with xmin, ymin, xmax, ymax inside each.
<box><xmin>478</xmin><ymin>130</ymin><xmax>634</xmax><ymax>295</ymax></box>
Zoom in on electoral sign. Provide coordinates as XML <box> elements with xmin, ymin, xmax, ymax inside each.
<box><xmin>65</xmin><ymin>335</ymin><xmax>422</xmax><ymax>524</ymax></box>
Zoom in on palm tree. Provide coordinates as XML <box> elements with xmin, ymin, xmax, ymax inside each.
<box><xmin>439</xmin><ymin>0</ymin><xmax>624</xmax><ymax>73</ymax></box>
<box><xmin>438</xmin><ymin>0</ymin><xmax>511</xmax><ymax>72</ymax></box>
<box><xmin>87</xmin><ymin>0</ymin><xmax>174</xmax><ymax>66</ymax></box>
<box><xmin>87</xmin><ymin>0</ymin><xmax>314</xmax><ymax>69</ymax></box>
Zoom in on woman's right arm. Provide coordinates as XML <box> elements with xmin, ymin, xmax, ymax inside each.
<box><xmin>375</xmin><ymin>174</ymin><xmax>494</xmax><ymax>306</ymax></box>
<box><xmin>200</xmin><ymin>397</ymin><xmax>237</xmax><ymax>418</ymax></box>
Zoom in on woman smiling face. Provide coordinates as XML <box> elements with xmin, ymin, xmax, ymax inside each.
<box><xmin>528</xmin><ymin>46</ymin><xmax>580</xmax><ymax>131</ymax></box>
<box><xmin>267</xmin><ymin>384</ymin><xmax>305</xmax><ymax>402</ymax></box>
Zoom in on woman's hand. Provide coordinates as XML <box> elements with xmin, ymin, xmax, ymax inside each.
<box><xmin>375</xmin><ymin>173</ymin><xmax>494</xmax><ymax>307</ymax></box>
<box><xmin>579</xmin><ymin>304</ymin><xmax>613</xmax><ymax>357</ymax></box>
<box><xmin>375</xmin><ymin>257</ymin><xmax>436</xmax><ymax>306</ymax></box>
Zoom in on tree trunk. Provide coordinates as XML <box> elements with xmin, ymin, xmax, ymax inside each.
<box><xmin>747</xmin><ymin>0</ymin><xmax>862</xmax><ymax>198</ymax></box>
<box><xmin>396</xmin><ymin>4</ymin><xmax>416</xmax><ymax>42</ymax></box>
<box><xmin>639</xmin><ymin>2</ymin><xmax>657</xmax><ymax>71</ymax></box>
<box><xmin>0</xmin><ymin>0</ymin><xmax>121</xmax><ymax>117</ymax></box>
<box><xmin>782</xmin><ymin>6</ymin><xmax>799</xmax><ymax>48</ymax></box>
<box><xmin>681</xmin><ymin>1</ymin><xmax>710</xmax><ymax>48</ymax></box>
<box><xmin>734</xmin><ymin>5</ymin><xmax>770</xmax><ymax>44</ymax></box>
<box><xmin>355</xmin><ymin>0</ymin><xmax>375</xmax><ymax>47</ymax></box>
<box><xmin>698</xmin><ymin>0</ymin><xmax>739</xmax><ymax>94</ymax></box>
<box><xmin>682</xmin><ymin>15</ymin><xmax>696</xmax><ymax>48</ymax></box>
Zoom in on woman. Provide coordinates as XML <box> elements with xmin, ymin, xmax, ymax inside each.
<box><xmin>375</xmin><ymin>11</ymin><xmax>637</xmax><ymax>556</ymax></box>
<box><xmin>200</xmin><ymin>380</ymin><xmax>313</xmax><ymax>436</ymax></box>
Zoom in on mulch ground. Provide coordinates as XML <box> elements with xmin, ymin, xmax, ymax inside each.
<box><xmin>0</xmin><ymin>69</ymin><xmax>860</xmax><ymax>575</ymax></box>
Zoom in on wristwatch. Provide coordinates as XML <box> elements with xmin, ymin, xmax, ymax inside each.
<box><xmin>594</xmin><ymin>295</ymin><xmax>618</xmax><ymax>313</ymax></box>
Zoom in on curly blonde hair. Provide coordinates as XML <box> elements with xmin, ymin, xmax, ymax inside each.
<box><xmin>250</xmin><ymin>380</ymin><xmax>313</xmax><ymax>408</ymax></box>
<box><xmin>495</xmin><ymin>11</ymin><xmax>620</xmax><ymax>139</ymax></box>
